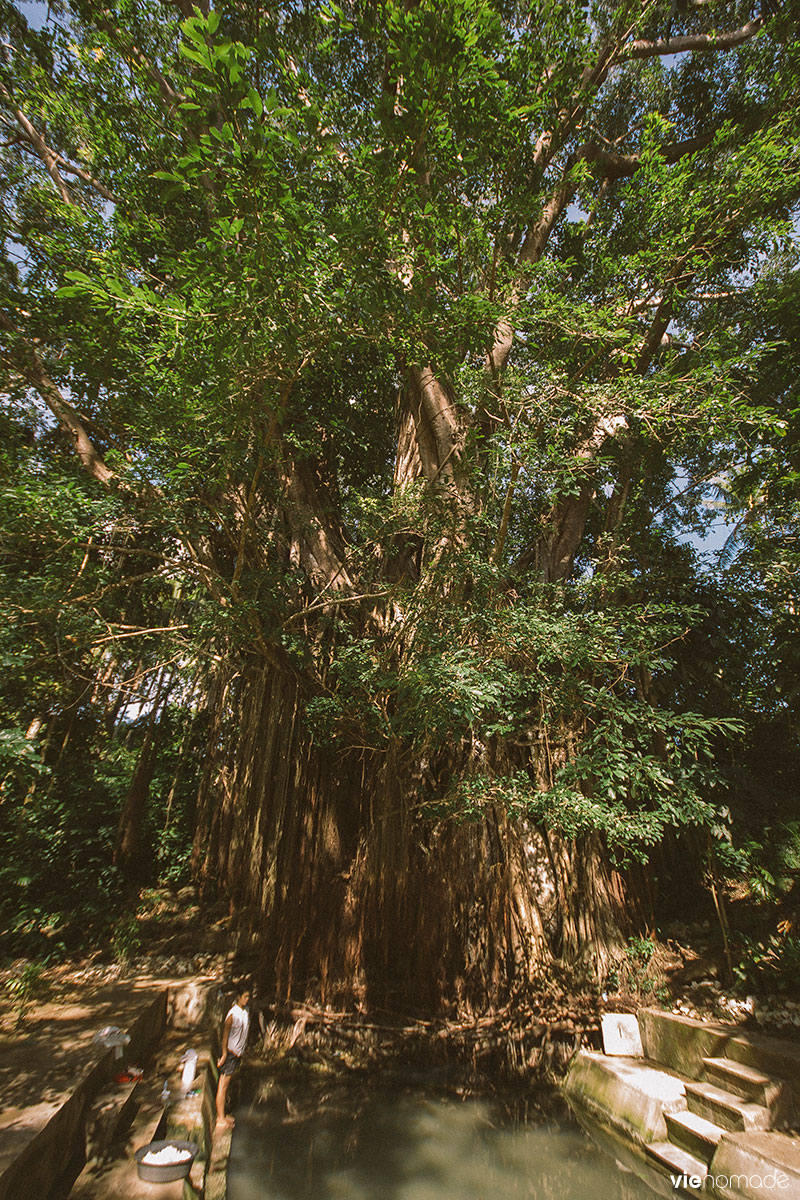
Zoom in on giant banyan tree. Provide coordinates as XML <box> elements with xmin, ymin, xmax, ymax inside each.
<box><xmin>1</xmin><ymin>0</ymin><xmax>799</xmax><ymax>1012</ymax></box>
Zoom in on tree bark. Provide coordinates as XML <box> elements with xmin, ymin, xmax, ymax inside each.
<box><xmin>193</xmin><ymin>661</ymin><xmax>636</xmax><ymax>1011</ymax></box>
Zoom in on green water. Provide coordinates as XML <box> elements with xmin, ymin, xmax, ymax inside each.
<box><xmin>227</xmin><ymin>1080</ymin><xmax>660</xmax><ymax>1200</ymax></box>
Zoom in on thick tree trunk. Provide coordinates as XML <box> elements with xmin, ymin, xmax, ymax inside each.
<box><xmin>193</xmin><ymin>662</ymin><xmax>634</xmax><ymax>1010</ymax></box>
<box><xmin>114</xmin><ymin>676</ymin><xmax>172</xmax><ymax>879</ymax></box>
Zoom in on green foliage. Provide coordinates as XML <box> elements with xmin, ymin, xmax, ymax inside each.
<box><xmin>0</xmin><ymin>727</ymin><xmax>48</xmax><ymax>797</ymax></box>
<box><xmin>110</xmin><ymin>913</ymin><xmax>142</xmax><ymax>965</ymax></box>
<box><xmin>0</xmin><ymin>0</ymin><xmax>798</xmax><ymax>972</ymax></box>
<box><xmin>625</xmin><ymin>936</ymin><xmax>656</xmax><ymax>968</ymax></box>
<box><xmin>735</xmin><ymin>933</ymin><xmax>800</xmax><ymax>996</ymax></box>
<box><xmin>155</xmin><ymin>822</ymin><xmax>194</xmax><ymax>888</ymax></box>
<box><xmin>605</xmin><ymin>936</ymin><xmax>669</xmax><ymax>1001</ymax></box>
<box><xmin>3</xmin><ymin>958</ymin><xmax>49</xmax><ymax>1028</ymax></box>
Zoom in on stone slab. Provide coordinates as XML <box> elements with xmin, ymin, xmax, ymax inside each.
<box><xmin>602</xmin><ymin>1013</ymin><xmax>644</xmax><ymax>1057</ymax></box>
<box><xmin>564</xmin><ymin>1051</ymin><xmax>687</xmax><ymax>1145</ymax></box>
<box><xmin>708</xmin><ymin>1132</ymin><xmax>800</xmax><ymax>1200</ymax></box>
<box><xmin>646</xmin><ymin>1140</ymin><xmax>708</xmax><ymax>1190</ymax></box>
<box><xmin>167</xmin><ymin>979</ymin><xmax>219</xmax><ymax>1032</ymax></box>
<box><xmin>638</xmin><ymin>1009</ymin><xmax>800</xmax><ymax>1093</ymax></box>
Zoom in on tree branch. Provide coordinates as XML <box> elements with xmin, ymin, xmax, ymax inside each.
<box><xmin>53</xmin><ymin>153</ymin><xmax>118</xmax><ymax>203</ymax></box>
<box><xmin>91</xmin><ymin>12</ymin><xmax>183</xmax><ymax>107</ymax></box>
<box><xmin>618</xmin><ymin>17</ymin><xmax>765</xmax><ymax>61</ymax></box>
<box><xmin>0</xmin><ymin>85</ymin><xmax>72</xmax><ymax>203</ymax></box>
<box><xmin>586</xmin><ymin>128</ymin><xmax>718</xmax><ymax>177</ymax></box>
<box><xmin>0</xmin><ymin>85</ymin><xmax>118</xmax><ymax>205</ymax></box>
<box><xmin>0</xmin><ymin>312</ymin><xmax>115</xmax><ymax>485</ymax></box>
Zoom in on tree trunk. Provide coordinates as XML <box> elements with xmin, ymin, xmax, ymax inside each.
<box><xmin>114</xmin><ymin>677</ymin><xmax>172</xmax><ymax>880</ymax></box>
<box><xmin>114</xmin><ymin>720</ymin><xmax>160</xmax><ymax>880</ymax></box>
<box><xmin>194</xmin><ymin>662</ymin><xmax>634</xmax><ymax>1011</ymax></box>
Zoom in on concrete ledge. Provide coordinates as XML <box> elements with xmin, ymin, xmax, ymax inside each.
<box><xmin>639</xmin><ymin>1010</ymin><xmax>800</xmax><ymax>1095</ymax></box>
<box><xmin>638</xmin><ymin>1010</ymin><xmax>740</xmax><ymax>1080</ymax></box>
<box><xmin>204</xmin><ymin>1123</ymin><xmax>231</xmax><ymax>1200</ymax></box>
<box><xmin>199</xmin><ymin>1056</ymin><xmax>230</xmax><ymax>1200</ymax></box>
<box><xmin>708</xmin><ymin>1132</ymin><xmax>800</xmax><ymax>1200</ymax></box>
<box><xmin>162</xmin><ymin>1047</ymin><xmax>229</xmax><ymax>1200</ymax></box>
<box><xmin>0</xmin><ymin>990</ymin><xmax>167</xmax><ymax>1200</ymax></box>
<box><xmin>564</xmin><ymin>1052</ymin><xmax>688</xmax><ymax>1145</ymax></box>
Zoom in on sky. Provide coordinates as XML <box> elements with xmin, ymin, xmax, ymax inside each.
<box><xmin>15</xmin><ymin>1</ymin><xmax>48</xmax><ymax>30</ymax></box>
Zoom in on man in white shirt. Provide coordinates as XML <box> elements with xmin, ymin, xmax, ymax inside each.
<box><xmin>216</xmin><ymin>982</ymin><xmax>251</xmax><ymax>1127</ymax></box>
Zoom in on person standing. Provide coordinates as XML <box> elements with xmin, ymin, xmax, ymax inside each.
<box><xmin>216</xmin><ymin>982</ymin><xmax>250</xmax><ymax>1127</ymax></box>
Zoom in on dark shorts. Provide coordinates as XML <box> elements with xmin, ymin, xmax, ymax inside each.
<box><xmin>220</xmin><ymin>1052</ymin><xmax>241</xmax><ymax>1076</ymax></box>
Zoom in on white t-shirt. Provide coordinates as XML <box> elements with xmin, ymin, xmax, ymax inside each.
<box><xmin>226</xmin><ymin>1003</ymin><xmax>250</xmax><ymax>1057</ymax></box>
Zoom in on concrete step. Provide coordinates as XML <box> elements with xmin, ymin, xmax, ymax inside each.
<box><xmin>685</xmin><ymin>1080</ymin><xmax>771</xmax><ymax>1131</ymax></box>
<box><xmin>702</xmin><ymin>1055</ymin><xmax>781</xmax><ymax>1105</ymax></box>
<box><xmin>85</xmin><ymin>1078</ymin><xmax>141</xmax><ymax>1163</ymax></box>
<box><xmin>646</xmin><ymin>1141</ymin><xmax>708</xmax><ymax>1191</ymax></box>
<box><xmin>664</xmin><ymin>1109</ymin><xmax>723</xmax><ymax>1164</ymax></box>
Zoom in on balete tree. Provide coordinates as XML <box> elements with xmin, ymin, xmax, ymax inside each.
<box><xmin>1</xmin><ymin>0</ymin><xmax>799</xmax><ymax>1011</ymax></box>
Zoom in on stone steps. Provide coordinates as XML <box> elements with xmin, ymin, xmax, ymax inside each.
<box><xmin>685</xmin><ymin>1079</ymin><xmax>771</xmax><ymax>1132</ymax></box>
<box><xmin>664</xmin><ymin>1109</ymin><xmax>723</xmax><ymax>1165</ymax></box>
<box><xmin>567</xmin><ymin>1009</ymin><xmax>800</xmax><ymax>1199</ymax></box>
<box><xmin>645</xmin><ymin>1141</ymin><xmax>708</xmax><ymax>1191</ymax></box>
<box><xmin>702</xmin><ymin>1055</ymin><xmax>779</xmax><ymax>1103</ymax></box>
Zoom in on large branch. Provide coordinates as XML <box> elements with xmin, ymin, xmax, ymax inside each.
<box><xmin>0</xmin><ymin>85</ymin><xmax>72</xmax><ymax>203</ymax></box>
<box><xmin>539</xmin><ymin>414</ymin><xmax>629</xmax><ymax>582</ymax></box>
<box><xmin>486</xmin><ymin>165</ymin><xmax>580</xmax><ymax>382</ymax></box>
<box><xmin>406</xmin><ymin>366</ymin><xmax>465</xmax><ymax>489</ymax></box>
<box><xmin>586</xmin><ymin>128</ymin><xmax>718</xmax><ymax>178</ymax></box>
<box><xmin>283</xmin><ymin>456</ymin><xmax>354</xmax><ymax>593</ymax></box>
<box><xmin>618</xmin><ymin>16</ymin><xmax>765</xmax><ymax>61</ymax></box>
<box><xmin>518</xmin><ymin>165</ymin><xmax>580</xmax><ymax>266</ymax></box>
<box><xmin>0</xmin><ymin>85</ymin><xmax>118</xmax><ymax>204</ymax></box>
<box><xmin>53</xmin><ymin>152</ymin><xmax>118</xmax><ymax>203</ymax></box>
<box><xmin>534</xmin><ymin>251</ymin><xmax>705</xmax><ymax>582</ymax></box>
<box><xmin>0</xmin><ymin>312</ymin><xmax>115</xmax><ymax>485</ymax></box>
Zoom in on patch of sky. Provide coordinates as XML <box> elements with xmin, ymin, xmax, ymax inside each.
<box><xmin>565</xmin><ymin>202</ymin><xmax>590</xmax><ymax>224</ymax></box>
<box><xmin>660</xmin><ymin>52</ymin><xmax>689</xmax><ymax>71</ymax></box>
<box><xmin>662</xmin><ymin>465</ymin><xmax>739</xmax><ymax>564</ymax></box>
<box><xmin>4</xmin><ymin>239</ymin><xmax>33</xmax><ymax>279</ymax></box>
<box><xmin>13</xmin><ymin>2</ymin><xmax>50</xmax><ymax>31</ymax></box>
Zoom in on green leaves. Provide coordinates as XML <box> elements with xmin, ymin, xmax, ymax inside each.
<box><xmin>240</xmin><ymin>87</ymin><xmax>263</xmax><ymax>119</ymax></box>
<box><xmin>1</xmin><ymin>0</ymin><xmax>799</xmax><ymax>960</ymax></box>
<box><xmin>179</xmin><ymin>9</ymin><xmax>251</xmax><ymax>86</ymax></box>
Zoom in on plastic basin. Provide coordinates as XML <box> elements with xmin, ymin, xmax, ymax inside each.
<box><xmin>134</xmin><ymin>1138</ymin><xmax>199</xmax><ymax>1182</ymax></box>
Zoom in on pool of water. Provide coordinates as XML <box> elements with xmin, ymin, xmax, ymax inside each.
<box><xmin>227</xmin><ymin>1078</ymin><xmax>661</xmax><ymax>1200</ymax></box>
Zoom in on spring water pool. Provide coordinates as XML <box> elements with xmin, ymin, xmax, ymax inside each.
<box><xmin>227</xmin><ymin>1080</ymin><xmax>661</xmax><ymax>1200</ymax></box>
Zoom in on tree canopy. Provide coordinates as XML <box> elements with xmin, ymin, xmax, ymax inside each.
<box><xmin>1</xmin><ymin>0</ymin><xmax>798</xmax><ymax>1000</ymax></box>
